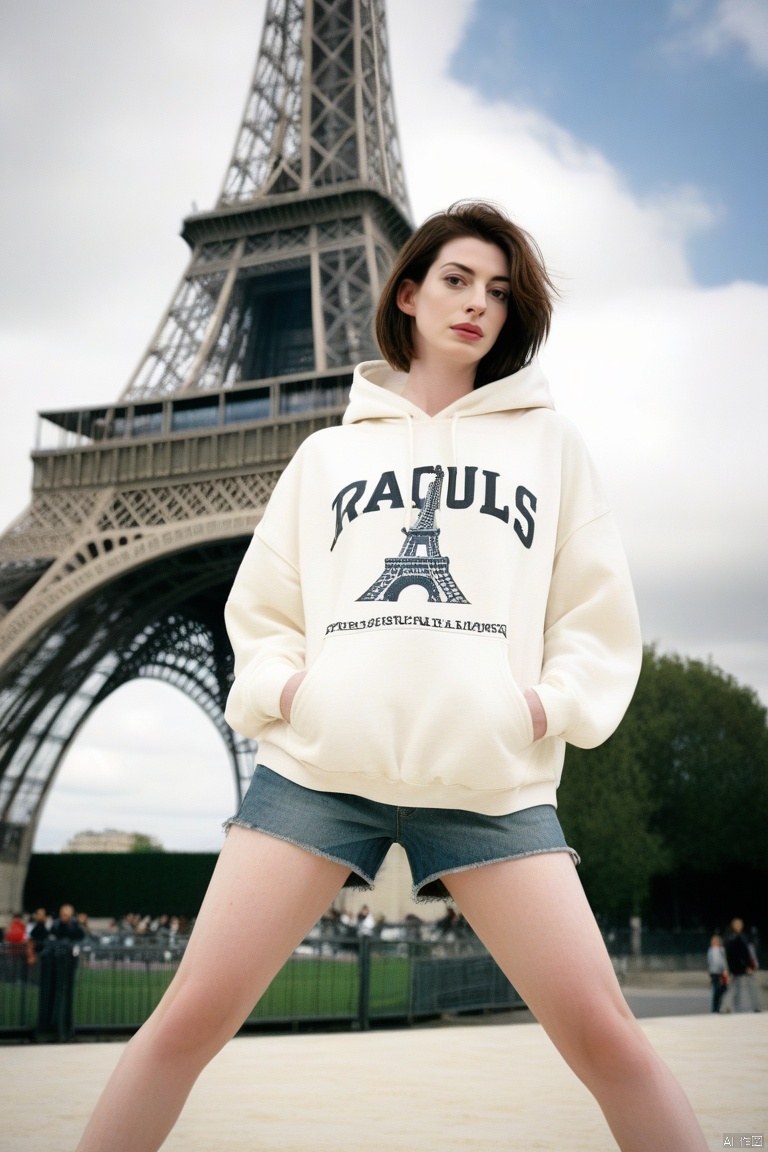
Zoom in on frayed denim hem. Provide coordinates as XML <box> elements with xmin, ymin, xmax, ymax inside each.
<box><xmin>223</xmin><ymin>818</ymin><xmax>375</xmax><ymax>889</ymax></box>
<box><xmin>411</xmin><ymin>845</ymin><xmax>580</xmax><ymax>904</ymax></box>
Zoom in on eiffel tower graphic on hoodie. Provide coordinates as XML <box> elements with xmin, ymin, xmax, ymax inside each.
<box><xmin>357</xmin><ymin>467</ymin><xmax>469</xmax><ymax>604</ymax></box>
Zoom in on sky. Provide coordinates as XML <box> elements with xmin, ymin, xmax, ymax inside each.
<box><xmin>453</xmin><ymin>0</ymin><xmax>768</xmax><ymax>284</ymax></box>
<box><xmin>0</xmin><ymin>0</ymin><xmax>766</xmax><ymax>852</ymax></box>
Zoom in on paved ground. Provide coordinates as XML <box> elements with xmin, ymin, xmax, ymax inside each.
<box><xmin>609</xmin><ymin>985</ymin><xmax>712</xmax><ymax>1019</ymax></box>
<box><xmin>415</xmin><ymin>986</ymin><xmax>715</xmax><ymax>1027</ymax></box>
<box><xmin>2</xmin><ymin>1013</ymin><xmax>766</xmax><ymax>1151</ymax></box>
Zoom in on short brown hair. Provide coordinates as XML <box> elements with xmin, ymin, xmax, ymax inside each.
<box><xmin>375</xmin><ymin>201</ymin><xmax>556</xmax><ymax>387</ymax></box>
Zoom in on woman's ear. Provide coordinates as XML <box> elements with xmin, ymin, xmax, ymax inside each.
<box><xmin>396</xmin><ymin>279</ymin><xmax>418</xmax><ymax>316</ymax></box>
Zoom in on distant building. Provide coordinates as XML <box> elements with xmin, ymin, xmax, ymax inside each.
<box><xmin>62</xmin><ymin>830</ymin><xmax>164</xmax><ymax>854</ymax></box>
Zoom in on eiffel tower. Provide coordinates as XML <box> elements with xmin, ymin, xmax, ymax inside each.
<box><xmin>358</xmin><ymin>467</ymin><xmax>469</xmax><ymax>604</ymax></box>
<box><xmin>0</xmin><ymin>0</ymin><xmax>411</xmax><ymax>912</ymax></box>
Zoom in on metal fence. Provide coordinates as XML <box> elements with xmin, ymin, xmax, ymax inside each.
<box><xmin>603</xmin><ymin>928</ymin><xmax>713</xmax><ymax>975</ymax></box>
<box><xmin>0</xmin><ymin>941</ymin><xmax>38</xmax><ymax>1033</ymax></box>
<box><xmin>0</xmin><ymin>933</ymin><xmax>523</xmax><ymax>1042</ymax></box>
<box><xmin>1</xmin><ymin>927</ymin><xmax>716</xmax><ymax>1042</ymax></box>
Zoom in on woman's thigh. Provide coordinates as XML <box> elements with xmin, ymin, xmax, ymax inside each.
<box><xmin>443</xmin><ymin>852</ymin><xmax>642</xmax><ymax>1072</ymax></box>
<box><xmin>149</xmin><ymin>825</ymin><xmax>350</xmax><ymax>1048</ymax></box>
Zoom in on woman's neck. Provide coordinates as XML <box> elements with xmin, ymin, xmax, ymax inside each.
<box><xmin>400</xmin><ymin>357</ymin><xmax>476</xmax><ymax>416</ymax></box>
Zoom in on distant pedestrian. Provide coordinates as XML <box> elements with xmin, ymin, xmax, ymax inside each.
<box><xmin>39</xmin><ymin>904</ymin><xmax>86</xmax><ymax>1038</ymax></box>
<box><xmin>3</xmin><ymin>912</ymin><xmax>27</xmax><ymax>946</ymax></box>
<box><xmin>746</xmin><ymin>929</ymin><xmax>762</xmax><ymax>1012</ymax></box>
<box><xmin>724</xmin><ymin>918</ymin><xmax>754</xmax><ymax>1013</ymax></box>
<box><xmin>356</xmin><ymin>905</ymin><xmax>375</xmax><ymax>936</ymax></box>
<box><xmin>437</xmin><ymin>907</ymin><xmax>459</xmax><ymax>940</ymax></box>
<box><xmin>3</xmin><ymin>913</ymin><xmax>28</xmax><ymax>981</ymax></box>
<box><xmin>50</xmin><ymin>904</ymin><xmax>86</xmax><ymax>945</ymax></box>
<box><xmin>706</xmin><ymin>934</ymin><xmax>728</xmax><ymax>1013</ymax></box>
<box><xmin>28</xmin><ymin>907</ymin><xmax>50</xmax><ymax>957</ymax></box>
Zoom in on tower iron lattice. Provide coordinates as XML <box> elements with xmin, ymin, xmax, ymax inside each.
<box><xmin>0</xmin><ymin>0</ymin><xmax>411</xmax><ymax>911</ymax></box>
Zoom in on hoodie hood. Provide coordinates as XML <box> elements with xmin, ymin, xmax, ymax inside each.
<box><xmin>343</xmin><ymin>358</ymin><xmax>555</xmax><ymax>425</ymax></box>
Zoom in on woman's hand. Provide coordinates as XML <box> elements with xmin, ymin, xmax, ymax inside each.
<box><xmin>524</xmin><ymin>688</ymin><xmax>547</xmax><ymax>741</ymax></box>
<box><xmin>280</xmin><ymin>670</ymin><xmax>307</xmax><ymax>722</ymax></box>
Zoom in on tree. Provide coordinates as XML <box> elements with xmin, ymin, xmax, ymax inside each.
<box><xmin>130</xmin><ymin>833</ymin><xmax>165</xmax><ymax>854</ymax></box>
<box><xmin>558</xmin><ymin>646</ymin><xmax>768</xmax><ymax>923</ymax></box>
<box><xmin>558</xmin><ymin>722</ymin><xmax>668</xmax><ymax>919</ymax></box>
<box><xmin>630</xmin><ymin>648</ymin><xmax>768</xmax><ymax>875</ymax></box>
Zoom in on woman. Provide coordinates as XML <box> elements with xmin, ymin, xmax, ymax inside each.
<box><xmin>707</xmin><ymin>933</ymin><xmax>729</xmax><ymax>1012</ymax></box>
<box><xmin>77</xmin><ymin>202</ymin><xmax>707</xmax><ymax>1151</ymax></box>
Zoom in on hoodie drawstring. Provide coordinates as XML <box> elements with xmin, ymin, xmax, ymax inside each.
<box><xmin>450</xmin><ymin>412</ymin><xmax>461</xmax><ymax>473</ymax></box>
<box><xmin>402</xmin><ymin>410</ymin><xmax>462</xmax><ymax>529</ymax></box>
<box><xmin>404</xmin><ymin>412</ymin><xmax>414</xmax><ymax>531</ymax></box>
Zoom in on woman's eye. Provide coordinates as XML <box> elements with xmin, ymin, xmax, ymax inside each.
<box><xmin>491</xmin><ymin>289</ymin><xmax>509</xmax><ymax>302</ymax></box>
<box><xmin>445</xmin><ymin>275</ymin><xmax>463</xmax><ymax>286</ymax></box>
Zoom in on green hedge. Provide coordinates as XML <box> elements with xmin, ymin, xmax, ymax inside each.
<box><xmin>23</xmin><ymin>852</ymin><xmax>219</xmax><ymax>918</ymax></box>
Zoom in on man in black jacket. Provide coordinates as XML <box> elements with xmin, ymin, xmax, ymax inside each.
<box><xmin>28</xmin><ymin>907</ymin><xmax>50</xmax><ymax>956</ymax></box>
<box><xmin>724</xmin><ymin>918</ymin><xmax>756</xmax><ymax>1012</ymax></box>
<box><xmin>39</xmin><ymin>903</ymin><xmax>87</xmax><ymax>1037</ymax></box>
<box><xmin>50</xmin><ymin>903</ymin><xmax>86</xmax><ymax>944</ymax></box>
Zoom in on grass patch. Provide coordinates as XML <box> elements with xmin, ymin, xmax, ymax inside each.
<box><xmin>0</xmin><ymin>979</ymin><xmax>39</xmax><ymax>1030</ymax></box>
<box><xmin>43</xmin><ymin>953</ymin><xmax>415</xmax><ymax>1029</ymax></box>
<box><xmin>2</xmin><ymin>950</ymin><xmax>518</xmax><ymax>1034</ymax></box>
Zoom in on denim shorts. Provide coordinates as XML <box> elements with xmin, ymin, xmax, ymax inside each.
<box><xmin>226</xmin><ymin>765</ymin><xmax>579</xmax><ymax>902</ymax></box>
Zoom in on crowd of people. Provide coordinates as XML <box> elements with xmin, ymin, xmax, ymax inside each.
<box><xmin>98</xmin><ymin>913</ymin><xmax>191</xmax><ymax>945</ymax></box>
<box><xmin>706</xmin><ymin>918</ymin><xmax>762</xmax><ymax>1013</ymax></box>
<box><xmin>316</xmin><ymin>905</ymin><xmax>471</xmax><ymax>941</ymax></box>
<box><xmin>1</xmin><ymin>902</ymin><xmax>470</xmax><ymax>963</ymax></box>
<box><xmin>0</xmin><ymin>906</ymin><xmax>197</xmax><ymax>965</ymax></box>
<box><xmin>2</xmin><ymin>904</ymin><xmax>87</xmax><ymax>972</ymax></box>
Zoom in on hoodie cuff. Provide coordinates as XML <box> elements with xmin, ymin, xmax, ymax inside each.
<box><xmin>532</xmin><ymin>680</ymin><xmax>580</xmax><ymax>740</ymax></box>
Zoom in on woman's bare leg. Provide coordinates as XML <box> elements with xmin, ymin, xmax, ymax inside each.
<box><xmin>444</xmin><ymin>853</ymin><xmax>707</xmax><ymax>1152</ymax></box>
<box><xmin>76</xmin><ymin>826</ymin><xmax>350</xmax><ymax>1152</ymax></box>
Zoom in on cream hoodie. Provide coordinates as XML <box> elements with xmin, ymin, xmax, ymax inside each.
<box><xmin>224</xmin><ymin>359</ymin><xmax>642</xmax><ymax>815</ymax></box>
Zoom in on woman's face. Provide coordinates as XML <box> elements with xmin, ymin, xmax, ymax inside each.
<box><xmin>397</xmin><ymin>235</ymin><xmax>510</xmax><ymax>369</ymax></box>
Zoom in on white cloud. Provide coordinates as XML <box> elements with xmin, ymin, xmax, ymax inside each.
<box><xmin>542</xmin><ymin>280</ymin><xmax>768</xmax><ymax>596</ymax></box>
<box><xmin>667</xmin><ymin>0</ymin><xmax>768</xmax><ymax>69</ymax></box>
<box><xmin>718</xmin><ymin>0</ymin><xmax>768</xmax><ymax>66</ymax></box>
<box><xmin>403</xmin><ymin>98</ymin><xmax>710</xmax><ymax>297</ymax></box>
<box><xmin>388</xmin><ymin>1</ymin><xmax>720</xmax><ymax>298</ymax></box>
<box><xmin>1</xmin><ymin>0</ymin><xmax>765</xmax><ymax>850</ymax></box>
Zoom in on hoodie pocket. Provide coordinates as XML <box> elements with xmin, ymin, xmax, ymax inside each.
<box><xmin>287</xmin><ymin>628</ymin><xmax>536</xmax><ymax>794</ymax></box>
